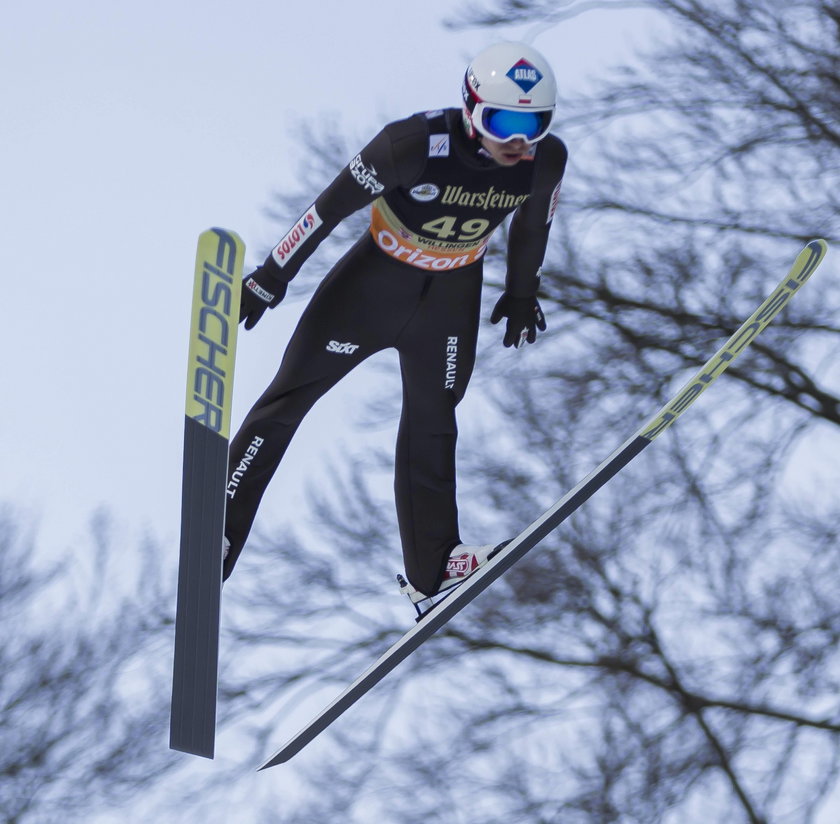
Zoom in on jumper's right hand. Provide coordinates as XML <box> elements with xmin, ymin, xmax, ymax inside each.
<box><xmin>240</xmin><ymin>266</ymin><xmax>288</xmax><ymax>330</ymax></box>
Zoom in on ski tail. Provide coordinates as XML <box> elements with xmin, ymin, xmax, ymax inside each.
<box><xmin>170</xmin><ymin>228</ymin><xmax>244</xmax><ymax>758</ymax></box>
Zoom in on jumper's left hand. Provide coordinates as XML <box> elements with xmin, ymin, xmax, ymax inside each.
<box><xmin>490</xmin><ymin>293</ymin><xmax>547</xmax><ymax>348</ymax></box>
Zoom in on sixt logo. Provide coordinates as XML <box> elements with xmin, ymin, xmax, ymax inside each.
<box><xmin>190</xmin><ymin>230</ymin><xmax>239</xmax><ymax>433</ymax></box>
<box><xmin>272</xmin><ymin>206</ymin><xmax>322</xmax><ymax>268</ymax></box>
<box><xmin>506</xmin><ymin>59</ymin><xmax>543</xmax><ymax>93</ymax></box>
<box><xmin>326</xmin><ymin>340</ymin><xmax>360</xmax><ymax>355</ymax></box>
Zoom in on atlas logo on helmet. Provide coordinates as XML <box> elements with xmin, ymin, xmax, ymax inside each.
<box><xmin>506</xmin><ymin>59</ymin><xmax>543</xmax><ymax>93</ymax></box>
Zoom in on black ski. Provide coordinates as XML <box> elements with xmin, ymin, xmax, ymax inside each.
<box><xmin>170</xmin><ymin>228</ymin><xmax>244</xmax><ymax>758</ymax></box>
<box><xmin>259</xmin><ymin>239</ymin><xmax>827</xmax><ymax>770</ymax></box>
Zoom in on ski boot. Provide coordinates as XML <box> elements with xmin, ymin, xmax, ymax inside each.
<box><xmin>397</xmin><ymin>542</ymin><xmax>507</xmax><ymax>616</ymax></box>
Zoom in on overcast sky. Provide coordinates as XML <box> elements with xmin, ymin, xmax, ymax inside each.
<box><xmin>1</xmin><ymin>1</ymin><xmax>660</xmax><ymax>563</ymax></box>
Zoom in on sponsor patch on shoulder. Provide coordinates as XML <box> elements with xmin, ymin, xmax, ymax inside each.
<box><xmin>428</xmin><ymin>134</ymin><xmax>450</xmax><ymax>157</ymax></box>
<box><xmin>349</xmin><ymin>154</ymin><xmax>384</xmax><ymax>195</ymax></box>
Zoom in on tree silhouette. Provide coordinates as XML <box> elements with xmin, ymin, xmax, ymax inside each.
<box><xmin>0</xmin><ymin>507</ymin><xmax>183</xmax><ymax>823</ymax></box>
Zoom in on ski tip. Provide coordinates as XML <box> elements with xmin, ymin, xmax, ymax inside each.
<box><xmin>793</xmin><ymin>239</ymin><xmax>828</xmax><ymax>284</ymax></box>
<box><xmin>206</xmin><ymin>226</ymin><xmax>245</xmax><ymax>246</ymax></box>
<box><xmin>806</xmin><ymin>238</ymin><xmax>828</xmax><ymax>257</ymax></box>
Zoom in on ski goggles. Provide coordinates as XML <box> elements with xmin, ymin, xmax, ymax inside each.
<box><xmin>475</xmin><ymin>104</ymin><xmax>554</xmax><ymax>143</ymax></box>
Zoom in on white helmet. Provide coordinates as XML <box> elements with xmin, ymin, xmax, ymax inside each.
<box><xmin>462</xmin><ymin>42</ymin><xmax>557</xmax><ymax>143</ymax></box>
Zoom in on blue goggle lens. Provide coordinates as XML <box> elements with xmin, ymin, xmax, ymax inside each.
<box><xmin>483</xmin><ymin>108</ymin><xmax>547</xmax><ymax>140</ymax></box>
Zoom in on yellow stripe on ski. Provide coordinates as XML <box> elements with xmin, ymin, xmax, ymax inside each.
<box><xmin>185</xmin><ymin>228</ymin><xmax>245</xmax><ymax>439</ymax></box>
<box><xmin>641</xmin><ymin>239</ymin><xmax>828</xmax><ymax>441</ymax></box>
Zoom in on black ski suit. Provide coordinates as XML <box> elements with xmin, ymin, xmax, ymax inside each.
<box><xmin>224</xmin><ymin>108</ymin><xmax>567</xmax><ymax>594</ymax></box>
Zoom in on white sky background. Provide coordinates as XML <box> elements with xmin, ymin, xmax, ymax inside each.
<box><xmin>1</xmin><ymin>0</ymin><xmax>660</xmax><ymax>562</ymax></box>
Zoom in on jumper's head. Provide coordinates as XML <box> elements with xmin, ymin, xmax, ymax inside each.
<box><xmin>462</xmin><ymin>42</ymin><xmax>557</xmax><ymax>145</ymax></box>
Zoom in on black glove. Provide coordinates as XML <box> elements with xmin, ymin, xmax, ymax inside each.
<box><xmin>240</xmin><ymin>265</ymin><xmax>288</xmax><ymax>330</ymax></box>
<box><xmin>490</xmin><ymin>293</ymin><xmax>547</xmax><ymax>348</ymax></box>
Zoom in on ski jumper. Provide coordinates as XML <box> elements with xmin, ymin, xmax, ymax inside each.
<box><xmin>224</xmin><ymin>108</ymin><xmax>567</xmax><ymax>594</ymax></box>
